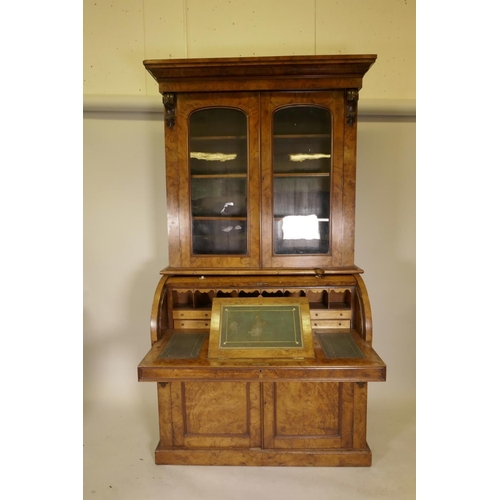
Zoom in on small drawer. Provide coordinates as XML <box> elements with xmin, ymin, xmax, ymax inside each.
<box><xmin>311</xmin><ymin>319</ymin><xmax>351</xmax><ymax>329</ymax></box>
<box><xmin>173</xmin><ymin>319</ymin><xmax>211</xmax><ymax>329</ymax></box>
<box><xmin>310</xmin><ymin>309</ymin><xmax>351</xmax><ymax>320</ymax></box>
<box><xmin>172</xmin><ymin>310</ymin><xmax>211</xmax><ymax>320</ymax></box>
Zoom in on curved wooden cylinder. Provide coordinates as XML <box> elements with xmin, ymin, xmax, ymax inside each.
<box><xmin>150</xmin><ymin>275</ymin><xmax>169</xmax><ymax>345</ymax></box>
<box><xmin>354</xmin><ymin>274</ymin><xmax>373</xmax><ymax>343</ymax></box>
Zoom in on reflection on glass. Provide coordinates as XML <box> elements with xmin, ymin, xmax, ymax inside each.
<box><xmin>273</xmin><ymin>106</ymin><xmax>331</xmax><ymax>255</ymax></box>
<box><xmin>190</xmin><ymin>152</ymin><xmax>238</xmax><ymax>162</ymax></box>
<box><xmin>289</xmin><ymin>153</ymin><xmax>330</xmax><ymax>163</ymax></box>
<box><xmin>282</xmin><ymin>215</ymin><xmax>320</xmax><ymax>240</ymax></box>
<box><xmin>191</xmin><ymin>177</ymin><xmax>247</xmax><ymax>217</ymax></box>
<box><xmin>192</xmin><ymin>220</ymin><xmax>247</xmax><ymax>255</ymax></box>
<box><xmin>190</xmin><ymin>108</ymin><xmax>248</xmax><ymax>255</ymax></box>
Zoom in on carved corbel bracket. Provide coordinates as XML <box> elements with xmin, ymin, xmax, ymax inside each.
<box><xmin>346</xmin><ymin>90</ymin><xmax>359</xmax><ymax>127</ymax></box>
<box><xmin>162</xmin><ymin>93</ymin><xmax>176</xmax><ymax>130</ymax></box>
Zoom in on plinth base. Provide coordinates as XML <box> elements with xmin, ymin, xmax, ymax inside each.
<box><xmin>155</xmin><ymin>443</ymin><xmax>372</xmax><ymax>467</ymax></box>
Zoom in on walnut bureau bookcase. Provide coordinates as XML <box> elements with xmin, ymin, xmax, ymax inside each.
<box><xmin>138</xmin><ymin>55</ymin><xmax>386</xmax><ymax>466</ymax></box>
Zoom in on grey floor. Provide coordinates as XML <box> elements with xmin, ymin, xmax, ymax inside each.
<box><xmin>84</xmin><ymin>388</ymin><xmax>415</xmax><ymax>500</ymax></box>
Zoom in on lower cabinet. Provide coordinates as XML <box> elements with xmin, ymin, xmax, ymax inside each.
<box><xmin>139</xmin><ymin>275</ymin><xmax>386</xmax><ymax>466</ymax></box>
<box><xmin>155</xmin><ymin>380</ymin><xmax>372</xmax><ymax>466</ymax></box>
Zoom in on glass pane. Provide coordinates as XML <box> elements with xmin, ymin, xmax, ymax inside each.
<box><xmin>190</xmin><ymin>108</ymin><xmax>248</xmax><ymax>255</ymax></box>
<box><xmin>191</xmin><ymin>178</ymin><xmax>247</xmax><ymax>217</ymax></box>
<box><xmin>192</xmin><ymin>220</ymin><xmax>247</xmax><ymax>254</ymax></box>
<box><xmin>274</xmin><ymin>177</ymin><xmax>330</xmax><ymax>218</ymax></box>
<box><xmin>273</xmin><ymin>106</ymin><xmax>331</xmax><ymax>255</ymax></box>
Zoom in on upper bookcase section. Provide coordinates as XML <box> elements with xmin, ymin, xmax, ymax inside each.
<box><xmin>143</xmin><ymin>54</ymin><xmax>377</xmax><ymax>93</ymax></box>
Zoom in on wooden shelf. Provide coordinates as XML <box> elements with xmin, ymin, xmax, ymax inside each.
<box><xmin>273</xmin><ymin>172</ymin><xmax>330</xmax><ymax>178</ymax></box>
<box><xmin>191</xmin><ymin>173</ymin><xmax>247</xmax><ymax>179</ymax></box>
<box><xmin>191</xmin><ymin>135</ymin><xmax>247</xmax><ymax>141</ymax></box>
<box><xmin>274</xmin><ymin>133</ymin><xmax>331</xmax><ymax>139</ymax></box>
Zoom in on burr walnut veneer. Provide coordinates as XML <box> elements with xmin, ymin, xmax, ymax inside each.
<box><xmin>138</xmin><ymin>55</ymin><xmax>386</xmax><ymax>466</ymax></box>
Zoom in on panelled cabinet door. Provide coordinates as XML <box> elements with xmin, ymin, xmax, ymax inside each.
<box><xmin>262</xmin><ymin>381</ymin><xmax>355</xmax><ymax>450</ymax></box>
<box><xmin>169</xmin><ymin>381</ymin><xmax>261</xmax><ymax>450</ymax></box>
<box><xmin>168</xmin><ymin>93</ymin><xmax>261</xmax><ymax>268</ymax></box>
<box><xmin>261</xmin><ymin>92</ymin><xmax>354</xmax><ymax>269</ymax></box>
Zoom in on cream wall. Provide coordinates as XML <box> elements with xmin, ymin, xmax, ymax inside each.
<box><xmin>84</xmin><ymin>0</ymin><xmax>415</xmax><ymax>99</ymax></box>
<box><xmin>83</xmin><ymin>0</ymin><xmax>416</xmax><ymax>410</ymax></box>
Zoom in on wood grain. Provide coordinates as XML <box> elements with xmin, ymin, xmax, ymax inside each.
<box><xmin>140</xmin><ymin>54</ymin><xmax>383</xmax><ymax>467</ymax></box>
<box><xmin>154</xmin><ymin>446</ymin><xmax>372</xmax><ymax>466</ymax></box>
<box><xmin>150</xmin><ymin>275</ymin><xmax>169</xmax><ymax>344</ymax></box>
<box><xmin>144</xmin><ymin>54</ymin><xmax>377</xmax><ymax>94</ymax></box>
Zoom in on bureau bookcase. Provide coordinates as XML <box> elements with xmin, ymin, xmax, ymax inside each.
<box><xmin>138</xmin><ymin>55</ymin><xmax>386</xmax><ymax>466</ymax></box>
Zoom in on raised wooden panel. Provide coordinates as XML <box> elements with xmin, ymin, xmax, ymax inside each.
<box><xmin>157</xmin><ymin>383</ymin><xmax>173</xmax><ymax>448</ymax></box>
<box><xmin>340</xmin><ymin>382</ymin><xmax>354</xmax><ymax>448</ymax></box>
<box><xmin>185</xmin><ymin>381</ymin><xmax>247</xmax><ymax>435</ymax></box>
<box><xmin>263</xmin><ymin>382</ymin><xmax>347</xmax><ymax>449</ymax></box>
<box><xmin>275</xmin><ymin>382</ymin><xmax>339</xmax><ymax>436</ymax></box>
<box><xmin>171</xmin><ymin>381</ymin><xmax>261</xmax><ymax>448</ymax></box>
<box><xmin>353</xmin><ymin>382</ymin><xmax>368</xmax><ymax>449</ymax></box>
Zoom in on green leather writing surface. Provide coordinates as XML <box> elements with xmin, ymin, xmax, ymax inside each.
<box><xmin>220</xmin><ymin>305</ymin><xmax>303</xmax><ymax>349</ymax></box>
<box><xmin>159</xmin><ymin>333</ymin><xmax>207</xmax><ymax>359</ymax></box>
<box><xmin>317</xmin><ymin>332</ymin><xmax>364</xmax><ymax>359</ymax></box>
